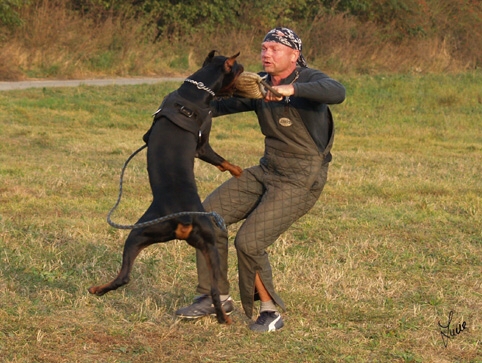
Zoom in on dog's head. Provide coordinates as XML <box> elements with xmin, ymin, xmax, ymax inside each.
<box><xmin>202</xmin><ymin>50</ymin><xmax>244</xmax><ymax>97</ymax></box>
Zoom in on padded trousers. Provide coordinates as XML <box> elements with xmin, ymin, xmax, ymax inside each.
<box><xmin>196</xmin><ymin>148</ymin><xmax>329</xmax><ymax>318</ymax></box>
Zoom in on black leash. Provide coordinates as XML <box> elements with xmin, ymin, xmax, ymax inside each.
<box><xmin>106</xmin><ymin>144</ymin><xmax>226</xmax><ymax>231</ymax></box>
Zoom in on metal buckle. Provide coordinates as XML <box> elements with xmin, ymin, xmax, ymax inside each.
<box><xmin>179</xmin><ymin>105</ymin><xmax>194</xmax><ymax>117</ymax></box>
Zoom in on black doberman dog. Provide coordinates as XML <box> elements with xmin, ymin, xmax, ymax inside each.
<box><xmin>88</xmin><ymin>51</ymin><xmax>244</xmax><ymax>324</ymax></box>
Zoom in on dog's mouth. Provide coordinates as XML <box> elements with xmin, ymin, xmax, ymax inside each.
<box><xmin>216</xmin><ymin>64</ymin><xmax>245</xmax><ymax>97</ymax></box>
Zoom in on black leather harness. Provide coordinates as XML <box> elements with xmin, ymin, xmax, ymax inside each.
<box><xmin>143</xmin><ymin>90</ymin><xmax>213</xmax><ymax>144</ymax></box>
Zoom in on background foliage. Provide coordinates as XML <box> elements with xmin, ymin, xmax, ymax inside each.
<box><xmin>0</xmin><ymin>0</ymin><xmax>481</xmax><ymax>80</ymax></box>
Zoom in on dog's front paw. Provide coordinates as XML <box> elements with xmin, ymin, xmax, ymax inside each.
<box><xmin>217</xmin><ymin>161</ymin><xmax>243</xmax><ymax>178</ymax></box>
<box><xmin>228</xmin><ymin>165</ymin><xmax>243</xmax><ymax>178</ymax></box>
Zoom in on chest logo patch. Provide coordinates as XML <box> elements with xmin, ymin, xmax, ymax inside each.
<box><xmin>278</xmin><ymin>117</ymin><xmax>293</xmax><ymax>127</ymax></box>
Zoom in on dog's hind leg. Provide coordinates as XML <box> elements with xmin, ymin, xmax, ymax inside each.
<box><xmin>200</xmin><ymin>244</ymin><xmax>232</xmax><ymax>324</ymax></box>
<box><xmin>88</xmin><ymin>226</ymin><xmax>163</xmax><ymax>296</ymax></box>
<box><xmin>189</xmin><ymin>221</ymin><xmax>232</xmax><ymax>325</ymax></box>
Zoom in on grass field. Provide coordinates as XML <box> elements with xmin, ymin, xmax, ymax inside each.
<box><xmin>0</xmin><ymin>73</ymin><xmax>481</xmax><ymax>362</ymax></box>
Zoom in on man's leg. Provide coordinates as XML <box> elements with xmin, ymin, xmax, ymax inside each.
<box><xmin>236</xmin><ymin>163</ymin><xmax>329</xmax><ymax>328</ymax></box>
<box><xmin>254</xmin><ymin>272</ymin><xmax>271</xmax><ymax>302</ymax></box>
<box><xmin>249</xmin><ymin>272</ymin><xmax>284</xmax><ymax>332</ymax></box>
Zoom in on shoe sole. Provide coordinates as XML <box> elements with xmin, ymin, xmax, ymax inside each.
<box><xmin>176</xmin><ymin>308</ymin><xmax>234</xmax><ymax>319</ymax></box>
<box><xmin>176</xmin><ymin>303</ymin><xmax>234</xmax><ymax>319</ymax></box>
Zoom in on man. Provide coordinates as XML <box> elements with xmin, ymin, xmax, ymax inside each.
<box><xmin>176</xmin><ymin>27</ymin><xmax>346</xmax><ymax>332</ymax></box>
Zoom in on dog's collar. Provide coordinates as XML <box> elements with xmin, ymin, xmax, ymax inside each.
<box><xmin>184</xmin><ymin>78</ymin><xmax>216</xmax><ymax>97</ymax></box>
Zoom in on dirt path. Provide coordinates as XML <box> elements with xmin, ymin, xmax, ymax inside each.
<box><xmin>0</xmin><ymin>77</ymin><xmax>185</xmax><ymax>91</ymax></box>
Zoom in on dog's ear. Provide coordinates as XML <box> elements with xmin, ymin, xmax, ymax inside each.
<box><xmin>224</xmin><ymin>52</ymin><xmax>240</xmax><ymax>73</ymax></box>
<box><xmin>203</xmin><ymin>50</ymin><xmax>217</xmax><ymax>66</ymax></box>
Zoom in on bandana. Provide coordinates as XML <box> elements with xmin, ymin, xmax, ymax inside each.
<box><xmin>262</xmin><ymin>27</ymin><xmax>308</xmax><ymax>67</ymax></box>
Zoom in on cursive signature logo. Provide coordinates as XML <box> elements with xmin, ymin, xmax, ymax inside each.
<box><xmin>438</xmin><ymin>311</ymin><xmax>467</xmax><ymax>347</ymax></box>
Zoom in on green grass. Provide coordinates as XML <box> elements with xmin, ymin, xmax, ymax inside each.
<box><xmin>0</xmin><ymin>73</ymin><xmax>481</xmax><ymax>362</ymax></box>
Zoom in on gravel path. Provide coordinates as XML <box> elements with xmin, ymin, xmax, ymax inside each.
<box><xmin>0</xmin><ymin>77</ymin><xmax>185</xmax><ymax>91</ymax></box>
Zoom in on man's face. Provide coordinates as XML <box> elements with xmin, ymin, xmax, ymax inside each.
<box><xmin>261</xmin><ymin>42</ymin><xmax>299</xmax><ymax>76</ymax></box>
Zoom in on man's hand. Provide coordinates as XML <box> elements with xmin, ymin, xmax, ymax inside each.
<box><xmin>263</xmin><ymin>84</ymin><xmax>294</xmax><ymax>101</ymax></box>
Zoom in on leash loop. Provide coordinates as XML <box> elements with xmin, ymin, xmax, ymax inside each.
<box><xmin>106</xmin><ymin>145</ymin><xmax>227</xmax><ymax>232</ymax></box>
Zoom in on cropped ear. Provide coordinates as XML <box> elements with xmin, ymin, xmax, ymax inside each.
<box><xmin>203</xmin><ymin>50</ymin><xmax>217</xmax><ymax>66</ymax></box>
<box><xmin>224</xmin><ymin>52</ymin><xmax>240</xmax><ymax>72</ymax></box>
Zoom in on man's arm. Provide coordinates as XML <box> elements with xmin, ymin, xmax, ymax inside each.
<box><xmin>269</xmin><ymin>69</ymin><xmax>345</xmax><ymax>104</ymax></box>
<box><xmin>210</xmin><ymin>97</ymin><xmax>256</xmax><ymax>117</ymax></box>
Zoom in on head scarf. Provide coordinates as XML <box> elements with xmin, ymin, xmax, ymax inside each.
<box><xmin>262</xmin><ymin>27</ymin><xmax>308</xmax><ymax>67</ymax></box>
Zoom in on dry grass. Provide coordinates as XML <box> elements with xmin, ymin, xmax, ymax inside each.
<box><xmin>1</xmin><ymin>1</ymin><xmax>180</xmax><ymax>80</ymax></box>
<box><xmin>0</xmin><ymin>74</ymin><xmax>481</xmax><ymax>362</ymax></box>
